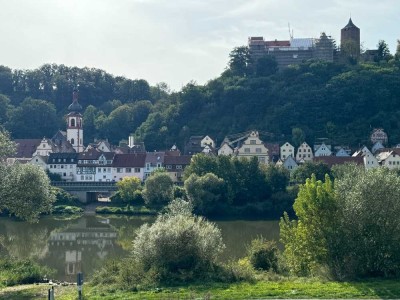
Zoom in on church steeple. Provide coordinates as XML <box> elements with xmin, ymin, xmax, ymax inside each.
<box><xmin>66</xmin><ymin>89</ymin><xmax>84</xmax><ymax>153</ymax></box>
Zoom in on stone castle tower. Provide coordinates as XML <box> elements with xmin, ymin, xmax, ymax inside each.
<box><xmin>66</xmin><ymin>90</ymin><xmax>84</xmax><ymax>153</ymax></box>
<box><xmin>341</xmin><ymin>18</ymin><xmax>360</xmax><ymax>58</ymax></box>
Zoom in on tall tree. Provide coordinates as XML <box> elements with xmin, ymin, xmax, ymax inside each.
<box><xmin>227</xmin><ymin>46</ymin><xmax>252</xmax><ymax>77</ymax></box>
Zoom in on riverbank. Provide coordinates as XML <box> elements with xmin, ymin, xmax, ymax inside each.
<box><xmin>2</xmin><ymin>278</ymin><xmax>400</xmax><ymax>299</ymax></box>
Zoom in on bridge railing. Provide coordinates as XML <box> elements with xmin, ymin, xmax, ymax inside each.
<box><xmin>51</xmin><ymin>181</ymin><xmax>117</xmax><ymax>187</ymax></box>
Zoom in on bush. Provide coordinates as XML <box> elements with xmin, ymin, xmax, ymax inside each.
<box><xmin>142</xmin><ymin>172</ymin><xmax>174</xmax><ymax>206</ymax></box>
<box><xmin>130</xmin><ymin>199</ymin><xmax>225</xmax><ymax>284</ymax></box>
<box><xmin>0</xmin><ymin>258</ymin><xmax>54</xmax><ymax>286</ymax></box>
<box><xmin>247</xmin><ymin>238</ymin><xmax>279</xmax><ymax>272</ymax></box>
<box><xmin>52</xmin><ymin>205</ymin><xmax>83</xmax><ymax>215</ymax></box>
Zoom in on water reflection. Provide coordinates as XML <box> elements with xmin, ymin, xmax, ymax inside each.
<box><xmin>47</xmin><ymin>217</ymin><xmax>120</xmax><ymax>281</ymax></box>
<box><xmin>0</xmin><ymin>215</ymin><xmax>279</xmax><ymax>282</ymax></box>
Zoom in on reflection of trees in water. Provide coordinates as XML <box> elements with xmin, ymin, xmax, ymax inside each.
<box><xmin>105</xmin><ymin>215</ymin><xmax>154</xmax><ymax>251</ymax></box>
<box><xmin>0</xmin><ymin>218</ymin><xmax>57</xmax><ymax>259</ymax></box>
<box><xmin>215</xmin><ymin>220</ymin><xmax>280</xmax><ymax>261</ymax></box>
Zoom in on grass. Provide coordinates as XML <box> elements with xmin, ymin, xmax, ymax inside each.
<box><xmin>2</xmin><ymin>278</ymin><xmax>400</xmax><ymax>299</ymax></box>
<box><xmin>95</xmin><ymin>205</ymin><xmax>157</xmax><ymax>215</ymax></box>
<box><xmin>52</xmin><ymin>205</ymin><xmax>84</xmax><ymax>215</ymax></box>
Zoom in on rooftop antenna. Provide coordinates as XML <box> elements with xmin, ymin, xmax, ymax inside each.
<box><xmin>288</xmin><ymin>23</ymin><xmax>294</xmax><ymax>40</ymax></box>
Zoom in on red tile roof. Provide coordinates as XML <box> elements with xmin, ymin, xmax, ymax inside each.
<box><xmin>314</xmin><ymin>156</ymin><xmax>363</xmax><ymax>168</ymax></box>
<box><xmin>13</xmin><ymin>139</ymin><xmax>41</xmax><ymax>158</ymax></box>
<box><xmin>112</xmin><ymin>153</ymin><xmax>146</xmax><ymax>168</ymax></box>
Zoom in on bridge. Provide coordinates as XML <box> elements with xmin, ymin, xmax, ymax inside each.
<box><xmin>51</xmin><ymin>181</ymin><xmax>118</xmax><ymax>203</ymax></box>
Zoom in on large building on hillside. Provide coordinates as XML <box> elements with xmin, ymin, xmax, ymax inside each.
<box><xmin>248</xmin><ymin>32</ymin><xmax>335</xmax><ymax>69</ymax></box>
<box><xmin>248</xmin><ymin>18</ymin><xmax>361</xmax><ymax>68</ymax></box>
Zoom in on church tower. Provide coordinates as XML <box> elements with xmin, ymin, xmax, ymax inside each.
<box><xmin>341</xmin><ymin>18</ymin><xmax>360</xmax><ymax>58</ymax></box>
<box><xmin>66</xmin><ymin>90</ymin><xmax>84</xmax><ymax>153</ymax></box>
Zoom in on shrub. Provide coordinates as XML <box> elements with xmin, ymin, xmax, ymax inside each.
<box><xmin>130</xmin><ymin>199</ymin><xmax>225</xmax><ymax>284</ymax></box>
<box><xmin>0</xmin><ymin>258</ymin><xmax>54</xmax><ymax>286</ymax></box>
<box><xmin>247</xmin><ymin>238</ymin><xmax>279</xmax><ymax>272</ymax></box>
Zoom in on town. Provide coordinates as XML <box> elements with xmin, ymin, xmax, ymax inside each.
<box><xmin>6</xmin><ymin>89</ymin><xmax>397</xmax><ymax>187</ymax></box>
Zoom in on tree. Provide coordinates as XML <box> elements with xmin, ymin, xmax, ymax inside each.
<box><xmin>291</xmin><ymin>128</ymin><xmax>305</xmax><ymax>148</ymax></box>
<box><xmin>6</xmin><ymin>98</ymin><xmax>57</xmax><ymax>138</ymax></box>
<box><xmin>375</xmin><ymin>40</ymin><xmax>392</xmax><ymax>62</ymax></box>
<box><xmin>255</xmin><ymin>55</ymin><xmax>278</xmax><ymax>77</ymax></box>
<box><xmin>131</xmin><ymin>199</ymin><xmax>225</xmax><ymax>283</ymax></box>
<box><xmin>332</xmin><ymin>167</ymin><xmax>400</xmax><ymax>278</ymax></box>
<box><xmin>184</xmin><ymin>173</ymin><xmax>227</xmax><ymax>215</ymax></box>
<box><xmin>0</xmin><ymin>129</ymin><xmax>15</xmax><ymax>161</ymax></box>
<box><xmin>291</xmin><ymin>161</ymin><xmax>331</xmax><ymax>184</ymax></box>
<box><xmin>0</xmin><ymin>164</ymin><xmax>55</xmax><ymax>222</ymax></box>
<box><xmin>263</xmin><ymin>165</ymin><xmax>290</xmax><ymax>194</ymax></box>
<box><xmin>116</xmin><ymin>176</ymin><xmax>142</xmax><ymax>203</ymax></box>
<box><xmin>227</xmin><ymin>46</ymin><xmax>252</xmax><ymax>77</ymax></box>
<box><xmin>142</xmin><ymin>171</ymin><xmax>174</xmax><ymax>206</ymax></box>
<box><xmin>280</xmin><ymin>175</ymin><xmax>336</xmax><ymax>276</ymax></box>
<box><xmin>281</xmin><ymin>168</ymin><xmax>400</xmax><ymax>279</ymax></box>
<box><xmin>0</xmin><ymin>94</ymin><xmax>12</xmax><ymax>124</ymax></box>
<box><xmin>395</xmin><ymin>39</ymin><xmax>400</xmax><ymax>61</ymax></box>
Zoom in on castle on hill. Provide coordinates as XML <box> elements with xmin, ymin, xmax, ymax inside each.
<box><xmin>248</xmin><ymin>18</ymin><xmax>361</xmax><ymax>69</ymax></box>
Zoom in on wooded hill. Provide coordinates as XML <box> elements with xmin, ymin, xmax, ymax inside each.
<box><xmin>1</xmin><ymin>49</ymin><xmax>400</xmax><ymax>150</ymax></box>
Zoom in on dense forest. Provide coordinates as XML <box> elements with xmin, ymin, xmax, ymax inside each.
<box><xmin>0</xmin><ymin>40</ymin><xmax>400</xmax><ymax>150</ymax></box>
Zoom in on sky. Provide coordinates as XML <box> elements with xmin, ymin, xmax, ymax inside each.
<box><xmin>0</xmin><ymin>0</ymin><xmax>399</xmax><ymax>91</ymax></box>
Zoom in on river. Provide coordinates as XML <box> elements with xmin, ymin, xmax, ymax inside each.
<box><xmin>0</xmin><ymin>215</ymin><xmax>279</xmax><ymax>282</ymax></box>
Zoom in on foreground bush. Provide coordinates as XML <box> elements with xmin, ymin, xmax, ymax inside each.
<box><xmin>247</xmin><ymin>238</ymin><xmax>279</xmax><ymax>272</ymax></box>
<box><xmin>0</xmin><ymin>258</ymin><xmax>53</xmax><ymax>287</ymax></box>
<box><xmin>131</xmin><ymin>199</ymin><xmax>225</xmax><ymax>284</ymax></box>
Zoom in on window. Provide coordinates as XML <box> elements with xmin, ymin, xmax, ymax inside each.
<box><xmin>63</xmin><ymin>159</ymin><xmax>66</xmax><ymax>162</ymax></box>
<box><xmin>176</xmin><ymin>165</ymin><xmax>182</xmax><ymax>169</ymax></box>
<box><xmin>103</xmin><ymin>168</ymin><xmax>107</xmax><ymax>172</ymax></box>
<box><xmin>244</xmin><ymin>148</ymin><xmax>250</xmax><ymax>153</ymax></box>
<box><xmin>166</xmin><ymin>165</ymin><xmax>172</xmax><ymax>169</ymax></box>
<box><xmin>282</xmin><ymin>149</ymin><xmax>286</xmax><ymax>152</ymax></box>
<box><xmin>63</xmin><ymin>173</ymin><xmax>66</xmax><ymax>176</ymax></box>
<box><xmin>61</xmin><ymin>165</ymin><xmax>64</xmax><ymax>169</ymax></box>
<box><xmin>117</xmin><ymin>168</ymin><xmax>122</xmax><ymax>173</ymax></box>
<box><xmin>70</xmin><ymin>119</ymin><xmax>75</xmax><ymax>127</ymax></box>
<box><xmin>98</xmin><ymin>168</ymin><xmax>101</xmax><ymax>172</ymax></box>
<box><xmin>71</xmin><ymin>159</ymin><xmax>74</xmax><ymax>162</ymax></box>
<box><xmin>126</xmin><ymin>168</ymin><xmax>132</xmax><ymax>173</ymax></box>
<box><xmin>81</xmin><ymin>175</ymin><xmax>84</xmax><ymax>180</ymax></box>
<box><xmin>258</xmin><ymin>157</ymin><xmax>265</xmax><ymax>163</ymax></box>
<box><xmin>71</xmin><ymin>138</ymin><xmax>75</xmax><ymax>145</ymax></box>
<box><xmin>50</xmin><ymin>165</ymin><xmax>53</xmax><ymax>169</ymax></box>
<box><xmin>299</xmin><ymin>149</ymin><xmax>302</xmax><ymax>152</ymax></box>
<box><xmin>256</xmin><ymin>148</ymin><xmax>261</xmax><ymax>153</ymax></box>
<box><xmin>134</xmin><ymin>168</ymin><xmax>140</xmax><ymax>173</ymax></box>
<box><xmin>250</xmin><ymin>140</ymin><xmax>256</xmax><ymax>145</ymax></box>
<box><xmin>157</xmin><ymin>163</ymin><xmax>161</xmax><ymax>168</ymax></box>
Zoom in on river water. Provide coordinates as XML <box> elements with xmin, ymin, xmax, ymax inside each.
<box><xmin>0</xmin><ymin>215</ymin><xmax>279</xmax><ymax>282</ymax></box>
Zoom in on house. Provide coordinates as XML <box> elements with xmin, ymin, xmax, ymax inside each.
<box><xmin>314</xmin><ymin>143</ymin><xmax>332</xmax><ymax>157</ymax></box>
<box><xmin>201</xmin><ymin>135</ymin><xmax>215</xmax><ymax>148</ymax></box>
<box><xmin>371</xmin><ymin>141</ymin><xmax>384</xmax><ymax>154</ymax></box>
<box><xmin>112</xmin><ymin>153</ymin><xmax>146</xmax><ymax>182</ymax></box>
<box><xmin>276</xmin><ymin>155</ymin><xmax>298</xmax><ymax>172</ymax></box>
<box><xmin>164</xmin><ymin>155</ymin><xmax>192</xmax><ymax>183</ymax></box>
<box><xmin>29</xmin><ymin>154</ymin><xmax>48</xmax><ymax>170</ymax></box>
<box><xmin>314</xmin><ymin>156</ymin><xmax>363</xmax><ymax>168</ymax></box>
<box><xmin>34</xmin><ymin>137</ymin><xmax>56</xmax><ymax>157</ymax></box>
<box><xmin>370</xmin><ymin>128</ymin><xmax>388</xmax><ymax>145</ymax></box>
<box><xmin>48</xmin><ymin>152</ymin><xmax>79</xmax><ymax>182</ymax></box>
<box><xmin>280</xmin><ymin>142</ymin><xmax>295</xmax><ymax>160</ymax></box>
<box><xmin>184</xmin><ymin>136</ymin><xmax>204</xmax><ymax>155</ymax></box>
<box><xmin>236</xmin><ymin>131</ymin><xmax>269</xmax><ymax>164</ymax></box>
<box><xmin>86</xmin><ymin>140</ymin><xmax>113</xmax><ymax>153</ymax></box>
<box><xmin>295</xmin><ymin>142</ymin><xmax>313</xmax><ymax>162</ymax></box>
<box><xmin>76</xmin><ymin>149</ymin><xmax>102</xmax><ymax>182</ymax></box>
<box><xmin>144</xmin><ymin>152</ymin><xmax>165</xmax><ymax>179</ymax></box>
<box><xmin>94</xmin><ymin>152</ymin><xmax>115</xmax><ymax>182</ymax></box>
<box><xmin>218</xmin><ymin>140</ymin><xmax>234</xmax><ymax>156</ymax></box>
<box><xmin>376</xmin><ymin>149</ymin><xmax>400</xmax><ymax>169</ymax></box>
<box><xmin>335</xmin><ymin>147</ymin><xmax>351</xmax><ymax>157</ymax></box>
<box><xmin>352</xmin><ymin>146</ymin><xmax>378</xmax><ymax>169</ymax></box>
<box><xmin>8</xmin><ymin>139</ymin><xmax>42</xmax><ymax>164</ymax></box>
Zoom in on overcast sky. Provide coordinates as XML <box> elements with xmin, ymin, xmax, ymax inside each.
<box><xmin>1</xmin><ymin>0</ymin><xmax>399</xmax><ymax>91</ymax></box>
